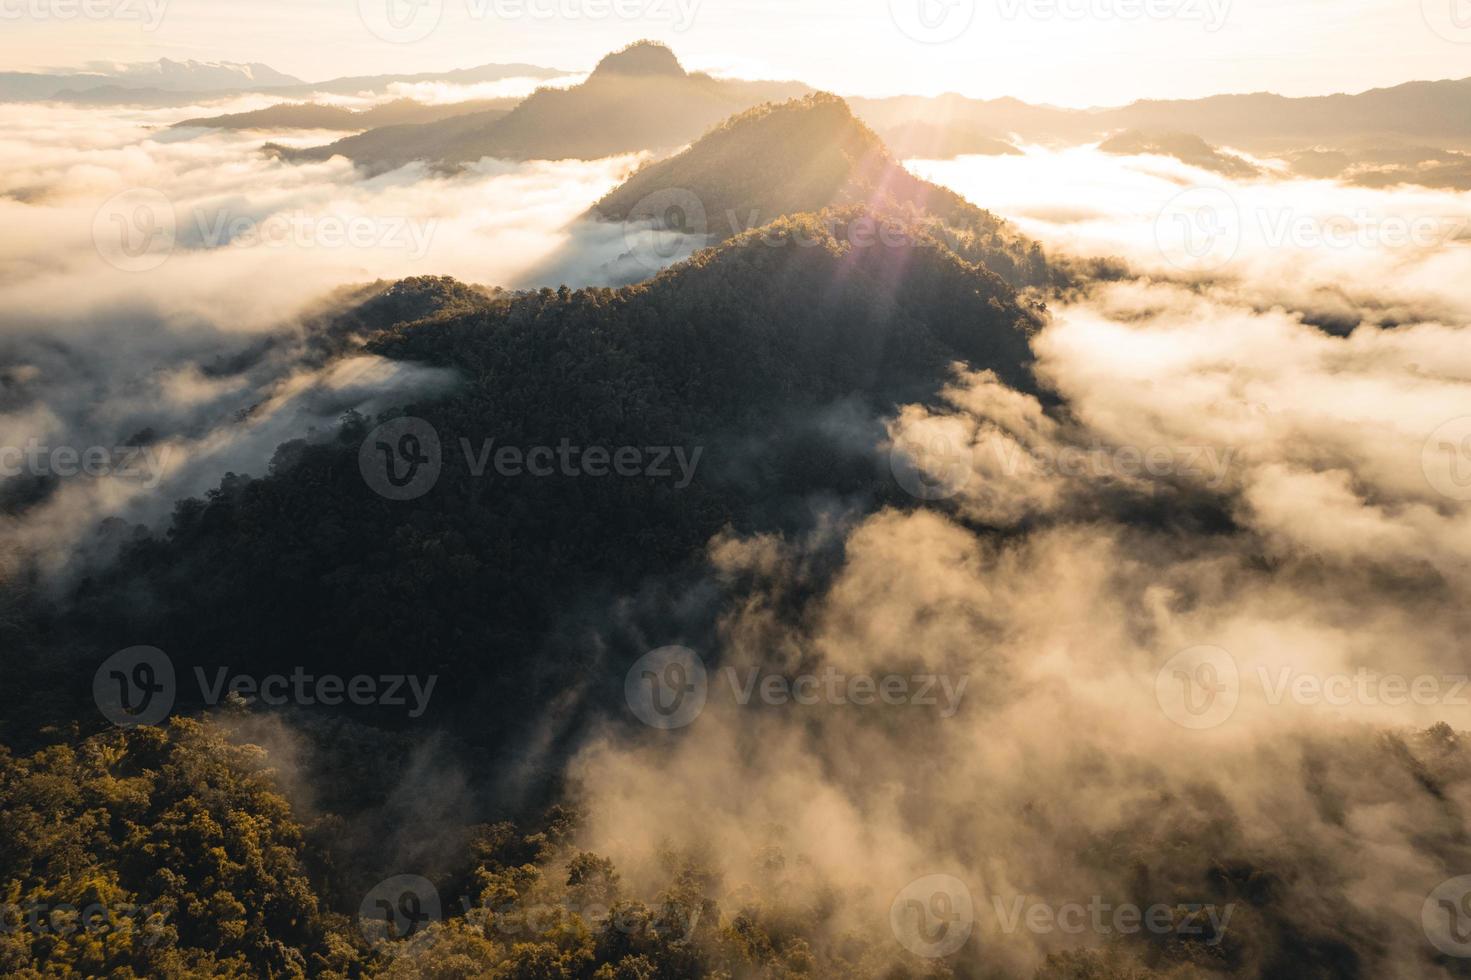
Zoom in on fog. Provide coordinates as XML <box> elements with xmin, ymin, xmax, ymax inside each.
<box><xmin>5</xmin><ymin>98</ymin><xmax>1470</xmax><ymax>974</ymax></box>
<box><xmin>562</xmin><ymin>143</ymin><xmax>1471</xmax><ymax>976</ymax></box>
<box><xmin>0</xmin><ymin>98</ymin><xmax>647</xmax><ymax>577</ymax></box>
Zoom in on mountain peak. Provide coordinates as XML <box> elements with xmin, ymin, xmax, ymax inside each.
<box><xmin>589</xmin><ymin>41</ymin><xmax>686</xmax><ymax>80</ymax></box>
<box><xmin>593</xmin><ymin>92</ymin><xmax>1055</xmax><ymax>289</ymax></box>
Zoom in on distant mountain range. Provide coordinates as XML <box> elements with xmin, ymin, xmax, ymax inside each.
<box><xmin>851</xmin><ymin>77</ymin><xmax>1471</xmax><ymax>188</ymax></box>
<box><xmin>173</xmin><ymin>98</ymin><xmax>519</xmax><ymax>133</ymax></box>
<box><xmin>278</xmin><ymin>42</ymin><xmax>808</xmax><ymax>173</ymax></box>
<box><xmin>0</xmin><ymin>59</ymin><xmax>303</xmax><ymax>101</ymax></box>
<box><xmin>251</xmin><ymin>43</ymin><xmax>1471</xmax><ymax>191</ymax></box>
<box><xmin>0</xmin><ymin>57</ymin><xmax>564</xmax><ymax>104</ymax></box>
<box><xmin>18</xmin><ymin>47</ymin><xmax>1471</xmax><ymax>191</ymax></box>
<box><xmin>851</xmin><ymin>76</ymin><xmax>1471</xmax><ymax>152</ymax></box>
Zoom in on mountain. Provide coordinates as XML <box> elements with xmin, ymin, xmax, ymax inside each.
<box><xmin>289</xmin><ymin>61</ymin><xmax>564</xmax><ymax>96</ymax></box>
<box><xmin>2</xmin><ymin>59</ymin><xmax>563</xmax><ymax>105</ymax></box>
<box><xmin>48</xmin><ymin>212</ymin><xmax>1038</xmax><ymax>737</ymax></box>
<box><xmin>854</xmin><ymin>77</ymin><xmax>1471</xmax><ymax>152</ymax></box>
<box><xmin>852</xmin><ymin>77</ymin><xmax>1471</xmax><ymax>189</ymax></box>
<box><xmin>1098</xmin><ymin>130</ymin><xmax>1261</xmax><ymax>177</ymax></box>
<box><xmin>0</xmin><ymin>59</ymin><xmax>303</xmax><ymax>101</ymax></box>
<box><xmin>877</xmin><ymin>120</ymin><xmax>1022</xmax><ymax>159</ymax></box>
<box><xmin>102</xmin><ymin>58</ymin><xmax>302</xmax><ymax>90</ymax></box>
<box><xmin>174</xmin><ymin>98</ymin><xmax>517</xmax><ymax>132</ymax></box>
<box><xmin>593</xmin><ymin>93</ymin><xmax>1054</xmax><ymax>288</ymax></box>
<box><xmin>284</xmin><ymin>42</ymin><xmax>810</xmax><ymax>172</ymax></box>
<box><xmin>1102</xmin><ymin>77</ymin><xmax>1471</xmax><ymax>149</ymax></box>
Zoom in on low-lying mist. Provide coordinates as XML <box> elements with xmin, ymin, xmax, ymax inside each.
<box><xmin>559</xmin><ymin>144</ymin><xmax>1471</xmax><ymax>975</ymax></box>
<box><xmin>0</xmin><ymin>99</ymin><xmax>650</xmax><ymax>576</ymax></box>
<box><xmin>4</xmin><ymin>100</ymin><xmax>1470</xmax><ymax>975</ymax></box>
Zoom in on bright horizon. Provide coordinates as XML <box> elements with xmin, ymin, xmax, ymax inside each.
<box><xmin>3</xmin><ymin>0</ymin><xmax>1470</xmax><ymax>107</ymax></box>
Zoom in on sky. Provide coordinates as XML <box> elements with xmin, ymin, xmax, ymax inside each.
<box><xmin>1</xmin><ymin>0</ymin><xmax>1469</xmax><ymax>107</ymax></box>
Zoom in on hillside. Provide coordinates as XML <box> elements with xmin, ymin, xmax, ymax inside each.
<box><xmin>1098</xmin><ymin>129</ymin><xmax>1261</xmax><ymax>177</ymax></box>
<box><xmin>853</xmin><ymin>76</ymin><xmax>1471</xmax><ymax>150</ymax></box>
<box><xmin>594</xmin><ymin>93</ymin><xmax>1054</xmax><ymax>287</ymax></box>
<box><xmin>0</xmin><ymin>58</ymin><xmax>562</xmax><ymax>104</ymax></box>
<box><xmin>175</xmin><ymin>98</ymin><xmax>516</xmax><ymax>132</ymax></box>
<box><xmin>850</xmin><ymin>77</ymin><xmax>1471</xmax><ymax>189</ymax></box>
<box><xmin>878</xmin><ymin>120</ymin><xmax>1022</xmax><ymax>159</ymax></box>
<box><xmin>46</xmin><ymin>212</ymin><xmax>1038</xmax><ymax>741</ymax></box>
<box><xmin>285</xmin><ymin>42</ymin><xmax>809</xmax><ymax>171</ymax></box>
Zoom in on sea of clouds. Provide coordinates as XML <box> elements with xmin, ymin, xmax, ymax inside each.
<box><xmin>564</xmin><ymin>144</ymin><xmax>1471</xmax><ymax>975</ymax></box>
<box><xmin>4</xmin><ymin>98</ymin><xmax>1471</xmax><ymax>974</ymax></box>
<box><xmin>0</xmin><ymin>94</ymin><xmax>647</xmax><ymax>577</ymax></box>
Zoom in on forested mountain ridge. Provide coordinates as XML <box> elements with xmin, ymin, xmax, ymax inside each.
<box><xmin>594</xmin><ymin>93</ymin><xmax>1056</xmax><ymax>288</ymax></box>
<box><xmin>284</xmin><ymin>42</ymin><xmax>810</xmax><ymax>173</ymax></box>
<box><xmin>51</xmin><ymin>212</ymin><xmax>1039</xmax><ymax>739</ymax></box>
<box><xmin>176</xmin><ymin>98</ymin><xmax>518</xmax><ymax>132</ymax></box>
